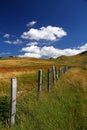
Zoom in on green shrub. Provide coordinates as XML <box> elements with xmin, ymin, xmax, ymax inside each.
<box><xmin>0</xmin><ymin>96</ymin><xmax>10</xmax><ymax>125</ymax></box>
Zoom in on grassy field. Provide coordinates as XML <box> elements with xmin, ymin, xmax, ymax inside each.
<box><xmin>0</xmin><ymin>52</ymin><xmax>87</xmax><ymax>130</ymax></box>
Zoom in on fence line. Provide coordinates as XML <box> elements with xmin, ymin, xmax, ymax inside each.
<box><xmin>0</xmin><ymin>65</ymin><xmax>70</xmax><ymax>127</ymax></box>
<box><xmin>38</xmin><ymin>65</ymin><xmax>70</xmax><ymax>96</ymax></box>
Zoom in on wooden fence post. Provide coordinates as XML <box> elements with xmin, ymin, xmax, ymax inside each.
<box><xmin>65</xmin><ymin>66</ymin><xmax>67</xmax><ymax>73</ymax></box>
<box><xmin>48</xmin><ymin>68</ymin><xmax>51</xmax><ymax>92</ymax></box>
<box><xmin>55</xmin><ymin>67</ymin><xmax>58</xmax><ymax>80</ymax></box>
<box><xmin>62</xmin><ymin>67</ymin><xmax>64</xmax><ymax>74</ymax></box>
<box><xmin>63</xmin><ymin>67</ymin><xmax>65</xmax><ymax>74</ymax></box>
<box><xmin>10</xmin><ymin>77</ymin><xmax>17</xmax><ymax>127</ymax></box>
<box><xmin>66</xmin><ymin>66</ymin><xmax>68</xmax><ymax>72</ymax></box>
<box><xmin>59</xmin><ymin>67</ymin><xmax>62</xmax><ymax>76</ymax></box>
<box><xmin>38</xmin><ymin>70</ymin><xmax>42</xmax><ymax>96</ymax></box>
<box><xmin>52</xmin><ymin>66</ymin><xmax>56</xmax><ymax>84</ymax></box>
<box><xmin>64</xmin><ymin>66</ymin><xmax>66</xmax><ymax>73</ymax></box>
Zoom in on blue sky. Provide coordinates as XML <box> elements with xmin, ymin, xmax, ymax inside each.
<box><xmin>0</xmin><ymin>0</ymin><xmax>87</xmax><ymax>58</ymax></box>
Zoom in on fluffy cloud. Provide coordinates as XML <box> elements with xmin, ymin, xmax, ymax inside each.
<box><xmin>26</xmin><ymin>42</ymin><xmax>38</xmax><ymax>46</ymax></box>
<box><xmin>26</xmin><ymin>21</ymin><xmax>37</xmax><ymax>27</ymax></box>
<box><xmin>21</xmin><ymin>26</ymin><xmax>67</xmax><ymax>41</ymax></box>
<box><xmin>20</xmin><ymin>45</ymin><xmax>41</xmax><ymax>58</ymax></box>
<box><xmin>4</xmin><ymin>39</ymin><xmax>23</xmax><ymax>44</ymax></box>
<box><xmin>19</xmin><ymin>43</ymin><xmax>87</xmax><ymax>58</ymax></box>
<box><xmin>21</xmin><ymin>45</ymin><xmax>40</xmax><ymax>53</ymax></box>
<box><xmin>78</xmin><ymin>43</ymin><xmax>87</xmax><ymax>50</ymax></box>
<box><xmin>21</xmin><ymin>53</ymin><xmax>41</xmax><ymax>58</ymax></box>
<box><xmin>3</xmin><ymin>33</ymin><xmax>10</xmax><ymax>38</ymax></box>
<box><xmin>4</xmin><ymin>40</ymin><xmax>12</xmax><ymax>44</ymax></box>
<box><xmin>12</xmin><ymin>39</ymin><xmax>23</xmax><ymax>44</ymax></box>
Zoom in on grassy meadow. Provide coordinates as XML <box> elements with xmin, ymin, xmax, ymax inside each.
<box><xmin>0</xmin><ymin>52</ymin><xmax>87</xmax><ymax>130</ymax></box>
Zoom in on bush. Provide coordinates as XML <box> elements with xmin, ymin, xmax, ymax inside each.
<box><xmin>0</xmin><ymin>96</ymin><xmax>10</xmax><ymax>125</ymax></box>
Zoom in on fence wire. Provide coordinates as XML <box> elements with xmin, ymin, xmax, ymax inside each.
<box><xmin>0</xmin><ymin>65</ymin><xmax>70</xmax><ymax>127</ymax></box>
<box><xmin>0</xmin><ymin>66</ymin><xmax>70</xmax><ymax>98</ymax></box>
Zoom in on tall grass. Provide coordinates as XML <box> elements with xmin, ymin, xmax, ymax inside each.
<box><xmin>0</xmin><ymin>66</ymin><xmax>87</xmax><ymax>130</ymax></box>
<box><xmin>0</xmin><ymin>55</ymin><xmax>87</xmax><ymax>130</ymax></box>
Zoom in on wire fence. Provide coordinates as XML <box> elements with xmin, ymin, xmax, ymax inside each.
<box><xmin>37</xmin><ymin>66</ymin><xmax>70</xmax><ymax>95</ymax></box>
<box><xmin>0</xmin><ymin>65</ymin><xmax>70</xmax><ymax>127</ymax></box>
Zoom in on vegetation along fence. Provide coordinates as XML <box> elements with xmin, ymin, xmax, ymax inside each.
<box><xmin>0</xmin><ymin>65</ymin><xmax>70</xmax><ymax>127</ymax></box>
<box><xmin>38</xmin><ymin>66</ymin><xmax>70</xmax><ymax>95</ymax></box>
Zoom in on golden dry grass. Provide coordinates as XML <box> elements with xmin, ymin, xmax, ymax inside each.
<box><xmin>56</xmin><ymin>54</ymin><xmax>87</xmax><ymax>67</ymax></box>
<box><xmin>0</xmin><ymin>54</ymin><xmax>87</xmax><ymax>130</ymax></box>
<box><xmin>0</xmin><ymin>58</ymin><xmax>54</xmax><ymax>67</ymax></box>
<box><xmin>61</xmin><ymin>67</ymin><xmax>87</xmax><ymax>91</ymax></box>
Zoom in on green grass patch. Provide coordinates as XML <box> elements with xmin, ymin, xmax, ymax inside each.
<box><xmin>0</xmin><ymin>56</ymin><xmax>87</xmax><ymax>130</ymax></box>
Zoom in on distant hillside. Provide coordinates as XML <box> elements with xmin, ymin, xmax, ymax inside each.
<box><xmin>79</xmin><ymin>51</ymin><xmax>87</xmax><ymax>56</ymax></box>
<box><xmin>0</xmin><ymin>50</ymin><xmax>87</xmax><ymax>68</ymax></box>
<box><xmin>56</xmin><ymin>51</ymin><xmax>87</xmax><ymax>67</ymax></box>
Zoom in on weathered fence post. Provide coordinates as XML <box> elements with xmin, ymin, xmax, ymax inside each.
<box><xmin>48</xmin><ymin>68</ymin><xmax>51</xmax><ymax>92</ymax></box>
<box><xmin>64</xmin><ymin>66</ymin><xmax>66</xmax><ymax>73</ymax></box>
<box><xmin>10</xmin><ymin>77</ymin><xmax>17</xmax><ymax>127</ymax></box>
<box><xmin>62</xmin><ymin>67</ymin><xmax>64</xmax><ymax>74</ymax></box>
<box><xmin>52</xmin><ymin>66</ymin><xmax>56</xmax><ymax>84</ymax></box>
<box><xmin>55</xmin><ymin>67</ymin><xmax>58</xmax><ymax>80</ymax></box>
<box><xmin>67</xmin><ymin>66</ymin><xmax>69</xmax><ymax>70</ymax></box>
<box><xmin>38</xmin><ymin>70</ymin><xmax>42</xmax><ymax>97</ymax></box>
<box><xmin>63</xmin><ymin>67</ymin><xmax>65</xmax><ymax>74</ymax></box>
<box><xmin>65</xmin><ymin>66</ymin><xmax>68</xmax><ymax>73</ymax></box>
<box><xmin>59</xmin><ymin>67</ymin><xmax>62</xmax><ymax>77</ymax></box>
<box><xmin>65</xmin><ymin>66</ymin><xmax>68</xmax><ymax>72</ymax></box>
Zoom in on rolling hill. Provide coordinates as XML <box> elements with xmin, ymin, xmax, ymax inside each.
<box><xmin>0</xmin><ymin>50</ymin><xmax>87</xmax><ymax>130</ymax></box>
<box><xmin>56</xmin><ymin>51</ymin><xmax>87</xmax><ymax>67</ymax></box>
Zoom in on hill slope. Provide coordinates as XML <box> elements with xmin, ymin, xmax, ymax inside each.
<box><xmin>56</xmin><ymin>51</ymin><xmax>87</xmax><ymax>67</ymax></box>
<box><xmin>0</xmin><ymin>51</ymin><xmax>87</xmax><ymax>130</ymax></box>
<box><xmin>79</xmin><ymin>50</ymin><xmax>87</xmax><ymax>56</ymax></box>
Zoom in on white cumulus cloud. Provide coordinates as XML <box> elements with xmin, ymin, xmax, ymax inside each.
<box><xmin>21</xmin><ymin>53</ymin><xmax>41</xmax><ymax>58</ymax></box>
<box><xmin>3</xmin><ymin>33</ymin><xmax>10</xmax><ymax>38</ymax></box>
<box><xmin>4</xmin><ymin>39</ymin><xmax>23</xmax><ymax>44</ymax></box>
<box><xmin>26</xmin><ymin>42</ymin><xmax>38</xmax><ymax>46</ymax></box>
<box><xmin>19</xmin><ymin>43</ymin><xmax>87</xmax><ymax>58</ymax></box>
<box><xmin>26</xmin><ymin>21</ymin><xmax>37</xmax><ymax>27</ymax></box>
<box><xmin>20</xmin><ymin>45</ymin><xmax>41</xmax><ymax>58</ymax></box>
<box><xmin>4</xmin><ymin>40</ymin><xmax>12</xmax><ymax>44</ymax></box>
<box><xmin>21</xmin><ymin>25</ymin><xmax>67</xmax><ymax>41</ymax></box>
<box><xmin>78</xmin><ymin>43</ymin><xmax>87</xmax><ymax>50</ymax></box>
<box><xmin>21</xmin><ymin>45</ymin><xmax>40</xmax><ymax>54</ymax></box>
<box><xmin>13</xmin><ymin>39</ymin><xmax>23</xmax><ymax>44</ymax></box>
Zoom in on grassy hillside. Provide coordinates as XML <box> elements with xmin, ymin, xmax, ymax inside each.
<box><xmin>0</xmin><ymin>57</ymin><xmax>55</xmax><ymax>67</ymax></box>
<box><xmin>0</xmin><ymin>52</ymin><xmax>87</xmax><ymax>130</ymax></box>
<box><xmin>56</xmin><ymin>51</ymin><xmax>87</xmax><ymax>67</ymax></box>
